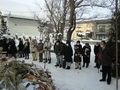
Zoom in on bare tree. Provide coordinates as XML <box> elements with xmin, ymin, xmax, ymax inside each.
<box><xmin>44</xmin><ymin>0</ymin><xmax>114</xmax><ymax>41</ymax></box>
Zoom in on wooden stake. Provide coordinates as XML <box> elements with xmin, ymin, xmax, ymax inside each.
<box><xmin>115</xmin><ymin>0</ymin><xmax>118</xmax><ymax>89</ymax></box>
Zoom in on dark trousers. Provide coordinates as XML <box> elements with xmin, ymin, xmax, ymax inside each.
<box><xmin>39</xmin><ymin>53</ymin><xmax>43</xmax><ymax>62</ymax></box>
<box><xmin>83</xmin><ymin>55</ymin><xmax>90</xmax><ymax>67</ymax></box>
<box><xmin>19</xmin><ymin>50</ymin><xmax>24</xmax><ymax>57</ymax></box>
<box><xmin>102</xmin><ymin>66</ymin><xmax>111</xmax><ymax>83</ymax></box>
<box><xmin>95</xmin><ymin>55</ymin><xmax>101</xmax><ymax>68</ymax></box>
<box><xmin>24</xmin><ymin>53</ymin><xmax>29</xmax><ymax>59</ymax></box>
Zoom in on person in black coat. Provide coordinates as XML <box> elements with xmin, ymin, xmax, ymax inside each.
<box><xmin>99</xmin><ymin>41</ymin><xmax>113</xmax><ymax>85</ymax></box>
<box><xmin>82</xmin><ymin>43</ymin><xmax>91</xmax><ymax>68</ymax></box>
<box><xmin>0</xmin><ymin>37</ymin><xmax>8</xmax><ymax>56</ymax></box>
<box><xmin>8</xmin><ymin>38</ymin><xmax>17</xmax><ymax>58</ymax></box>
<box><xmin>94</xmin><ymin>42</ymin><xmax>101</xmax><ymax>68</ymax></box>
<box><xmin>23</xmin><ymin>39</ymin><xmax>30</xmax><ymax>59</ymax></box>
<box><xmin>18</xmin><ymin>38</ymin><xmax>24</xmax><ymax>58</ymax></box>
<box><xmin>1</xmin><ymin>37</ymin><xmax>8</xmax><ymax>55</ymax></box>
<box><xmin>74</xmin><ymin>40</ymin><xmax>82</xmax><ymax>69</ymax></box>
<box><xmin>64</xmin><ymin>40</ymin><xmax>73</xmax><ymax>69</ymax></box>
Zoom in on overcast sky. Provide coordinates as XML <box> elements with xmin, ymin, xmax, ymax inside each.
<box><xmin>9</xmin><ymin>0</ymin><xmax>45</xmax><ymax>7</ymax></box>
<box><xmin>0</xmin><ymin>0</ymin><xmax>47</xmax><ymax>19</ymax></box>
<box><xmin>0</xmin><ymin>0</ymin><xmax>112</xmax><ymax>20</ymax></box>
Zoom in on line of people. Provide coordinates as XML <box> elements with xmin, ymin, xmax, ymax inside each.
<box><xmin>54</xmin><ymin>39</ymin><xmax>113</xmax><ymax>85</ymax></box>
<box><xmin>0</xmin><ymin>36</ymin><xmax>52</xmax><ymax>64</ymax></box>
<box><xmin>0</xmin><ymin>35</ymin><xmax>113</xmax><ymax>85</ymax></box>
<box><xmin>54</xmin><ymin>39</ymin><xmax>91</xmax><ymax>70</ymax></box>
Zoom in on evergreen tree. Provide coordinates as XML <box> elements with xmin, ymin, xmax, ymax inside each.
<box><xmin>0</xmin><ymin>16</ymin><xmax>9</xmax><ymax>36</ymax></box>
<box><xmin>107</xmin><ymin>9</ymin><xmax>120</xmax><ymax>78</ymax></box>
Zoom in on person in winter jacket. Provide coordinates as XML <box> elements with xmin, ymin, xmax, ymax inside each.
<box><xmin>8</xmin><ymin>38</ymin><xmax>17</xmax><ymax>58</ymax></box>
<box><xmin>43</xmin><ymin>38</ymin><xmax>52</xmax><ymax>63</ymax></box>
<box><xmin>31</xmin><ymin>39</ymin><xmax>38</xmax><ymax>61</ymax></box>
<box><xmin>23</xmin><ymin>39</ymin><xmax>30</xmax><ymax>59</ymax></box>
<box><xmin>18</xmin><ymin>38</ymin><xmax>24</xmax><ymax>58</ymax></box>
<box><xmin>74</xmin><ymin>40</ymin><xmax>82</xmax><ymax>69</ymax></box>
<box><xmin>99</xmin><ymin>40</ymin><xmax>113</xmax><ymax>85</ymax></box>
<box><xmin>64</xmin><ymin>40</ymin><xmax>73</xmax><ymax>69</ymax></box>
<box><xmin>94</xmin><ymin>42</ymin><xmax>101</xmax><ymax>68</ymax></box>
<box><xmin>37</xmin><ymin>39</ymin><xmax>44</xmax><ymax>62</ymax></box>
<box><xmin>1</xmin><ymin>37</ymin><xmax>8</xmax><ymax>56</ymax></box>
<box><xmin>54</xmin><ymin>40</ymin><xmax>65</xmax><ymax>68</ymax></box>
<box><xmin>82</xmin><ymin>43</ymin><xmax>91</xmax><ymax>68</ymax></box>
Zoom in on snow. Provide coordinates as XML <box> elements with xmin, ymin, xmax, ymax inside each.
<box><xmin>17</xmin><ymin>41</ymin><xmax>120</xmax><ymax>90</ymax></box>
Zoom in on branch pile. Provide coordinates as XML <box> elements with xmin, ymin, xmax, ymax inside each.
<box><xmin>0</xmin><ymin>59</ymin><xmax>55</xmax><ymax>90</ymax></box>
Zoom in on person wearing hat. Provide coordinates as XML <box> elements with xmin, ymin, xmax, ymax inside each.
<box><xmin>38</xmin><ymin>39</ymin><xmax>44</xmax><ymax>62</ymax></box>
<box><xmin>31</xmin><ymin>39</ymin><xmax>38</xmax><ymax>61</ymax></box>
<box><xmin>43</xmin><ymin>38</ymin><xmax>52</xmax><ymax>63</ymax></box>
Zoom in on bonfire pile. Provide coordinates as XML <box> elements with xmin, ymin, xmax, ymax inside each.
<box><xmin>0</xmin><ymin>58</ymin><xmax>55</xmax><ymax>90</ymax></box>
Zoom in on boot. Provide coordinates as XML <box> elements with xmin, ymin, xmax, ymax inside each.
<box><xmin>66</xmin><ymin>66</ymin><xmax>70</xmax><ymax>69</ymax></box>
<box><xmin>48</xmin><ymin>59</ymin><xmax>51</xmax><ymax>64</ymax></box>
<box><xmin>86</xmin><ymin>63</ymin><xmax>89</xmax><ymax>68</ymax></box>
<box><xmin>82</xmin><ymin>63</ymin><xmax>85</xmax><ymax>67</ymax></box>
<box><xmin>44</xmin><ymin>59</ymin><xmax>47</xmax><ymax>63</ymax></box>
<box><xmin>59</xmin><ymin>65</ymin><xmax>62</xmax><ymax>68</ymax></box>
<box><xmin>79</xmin><ymin>63</ymin><xmax>81</xmax><ymax>69</ymax></box>
<box><xmin>55</xmin><ymin>64</ymin><xmax>59</xmax><ymax>67</ymax></box>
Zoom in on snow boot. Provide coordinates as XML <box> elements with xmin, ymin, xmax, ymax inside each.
<box><xmin>48</xmin><ymin>59</ymin><xmax>51</xmax><ymax>64</ymax></box>
<box><xmin>66</xmin><ymin>66</ymin><xmax>70</xmax><ymax>69</ymax></box>
<box><xmin>55</xmin><ymin>64</ymin><xmax>59</xmax><ymax>67</ymax></box>
<box><xmin>44</xmin><ymin>59</ymin><xmax>47</xmax><ymax>63</ymax></box>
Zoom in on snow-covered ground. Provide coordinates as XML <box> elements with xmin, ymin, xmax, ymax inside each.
<box><xmin>18</xmin><ymin>42</ymin><xmax>120</xmax><ymax>90</ymax></box>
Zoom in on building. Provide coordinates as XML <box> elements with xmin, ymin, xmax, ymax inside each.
<box><xmin>0</xmin><ymin>0</ymin><xmax>48</xmax><ymax>38</ymax></box>
<box><xmin>94</xmin><ymin>19</ymin><xmax>111</xmax><ymax>40</ymax></box>
<box><xmin>72</xmin><ymin>21</ymin><xmax>94</xmax><ymax>39</ymax></box>
<box><xmin>72</xmin><ymin>19</ymin><xmax>111</xmax><ymax>40</ymax></box>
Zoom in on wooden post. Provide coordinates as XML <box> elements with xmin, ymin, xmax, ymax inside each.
<box><xmin>115</xmin><ymin>0</ymin><xmax>118</xmax><ymax>90</ymax></box>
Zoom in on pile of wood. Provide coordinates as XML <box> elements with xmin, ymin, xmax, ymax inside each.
<box><xmin>0</xmin><ymin>59</ymin><xmax>55</xmax><ymax>90</ymax></box>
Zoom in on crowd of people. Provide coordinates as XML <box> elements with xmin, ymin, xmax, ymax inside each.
<box><xmin>0</xmin><ymin>35</ymin><xmax>113</xmax><ymax>85</ymax></box>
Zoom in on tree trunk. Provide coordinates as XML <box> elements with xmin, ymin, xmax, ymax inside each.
<box><xmin>67</xmin><ymin>30</ymin><xmax>72</xmax><ymax>41</ymax></box>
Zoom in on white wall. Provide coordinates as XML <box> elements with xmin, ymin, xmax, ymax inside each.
<box><xmin>8</xmin><ymin>18</ymin><xmax>40</xmax><ymax>36</ymax></box>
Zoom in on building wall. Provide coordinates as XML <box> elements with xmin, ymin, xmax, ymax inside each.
<box><xmin>95</xmin><ymin>21</ymin><xmax>111</xmax><ymax>40</ymax></box>
<box><xmin>7</xmin><ymin>18</ymin><xmax>40</xmax><ymax>36</ymax></box>
<box><xmin>72</xmin><ymin>22</ymin><xmax>94</xmax><ymax>39</ymax></box>
<box><xmin>72</xmin><ymin>19</ymin><xmax>111</xmax><ymax>40</ymax></box>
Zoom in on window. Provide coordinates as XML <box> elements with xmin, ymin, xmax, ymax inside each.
<box><xmin>99</xmin><ymin>25</ymin><xmax>105</xmax><ymax>32</ymax></box>
<box><xmin>99</xmin><ymin>35</ymin><xmax>105</xmax><ymax>40</ymax></box>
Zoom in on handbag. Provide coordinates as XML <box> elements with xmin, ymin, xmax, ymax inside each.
<box><xmin>97</xmin><ymin>53</ymin><xmax>101</xmax><ymax>60</ymax></box>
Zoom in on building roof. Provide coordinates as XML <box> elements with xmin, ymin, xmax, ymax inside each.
<box><xmin>76</xmin><ymin>18</ymin><xmax>111</xmax><ymax>24</ymax></box>
<box><xmin>0</xmin><ymin>0</ymin><xmax>48</xmax><ymax>20</ymax></box>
